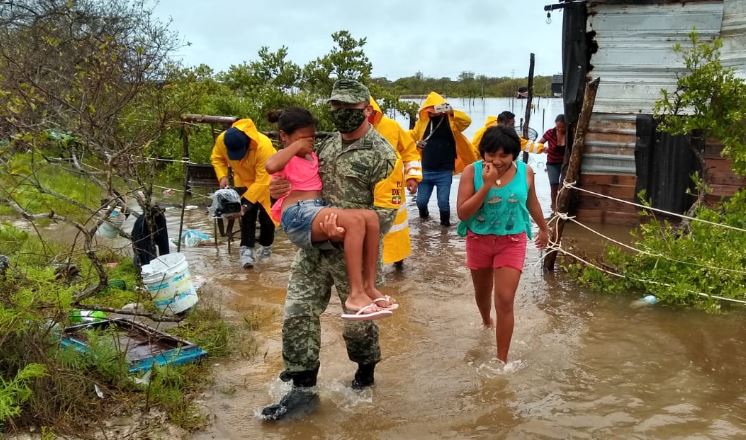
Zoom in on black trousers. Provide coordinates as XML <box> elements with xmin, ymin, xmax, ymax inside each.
<box><xmin>132</xmin><ymin>208</ymin><xmax>169</xmax><ymax>267</ymax></box>
<box><xmin>241</xmin><ymin>201</ymin><xmax>274</xmax><ymax>248</ymax></box>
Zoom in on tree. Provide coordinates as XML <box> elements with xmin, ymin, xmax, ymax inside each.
<box><xmin>301</xmin><ymin>30</ymin><xmax>372</xmax><ymax>96</ymax></box>
<box><xmin>654</xmin><ymin>31</ymin><xmax>746</xmax><ymax>213</ymax></box>
<box><xmin>218</xmin><ymin>46</ymin><xmax>300</xmax><ymax>94</ymax></box>
<box><xmin>0</xmin><ymin>0</ymin><xmax>181</xmax><ymax>303</ymax></box>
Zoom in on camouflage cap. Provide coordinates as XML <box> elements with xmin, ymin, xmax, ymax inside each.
<box><xmin>327</xmin><ymin>79</ymin><xmax>370</xmax><ymax>104</ymax></box>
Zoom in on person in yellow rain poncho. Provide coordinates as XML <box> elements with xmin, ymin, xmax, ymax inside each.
<box><xmin>369</xmin><ymin>97</ymin><xmax>422</xmax><ymax>267</ymax></box>
<box><xmin>409</xmin><ymin>92</ymin><xmax>478</xmax><ymax>227</ymax></box>
<box><xmin>471</xmin><ymin>111</ymin><xmax>545</xmax><ymax>156</ymax></box>
<box><xmin>211</xmin><ymin>118</ymin><xmax>277</xmax><ymax>269</ymax></box>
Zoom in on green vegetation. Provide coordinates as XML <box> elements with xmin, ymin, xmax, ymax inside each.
<box><xmin>2</xmin><ymin>0</ymin><xmax>739</xmax><ymax>436</ymax></box>
<box><xmin>0</xmin><ymin>1</ymin><xmax>254</xmax><ymax>435</ymax></box>
<box><xmin>373</xmin><ymin>72</ymin><xmax>554</xmax><ymax>99</ymax></box>
<box><xmin>654</xmin><ymin>31</ymin><xmax>746</xmax><ymax>176</ymax></box>
<box><xmin>0</xmin><ymin>363</ymin><xmax>46</xmax><ymax>421</ymax></box>
<box><xmin>574</xmin><ymin>32</ymin><xmax>746</xmax><ymax>309</ymax></box>
<box><xmin>572</xmin><ymin>192</ymin><xmax>746</xmax><ymax>310</ymax></box>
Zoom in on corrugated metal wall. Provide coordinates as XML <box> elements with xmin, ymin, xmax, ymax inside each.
<box><xmin>588</xmin><ymin>1</ymin><xmax>724</xmax><ymax>115</ymax></box>
<box><xmin>721</xmin><ymin>0</ymin><xmax>746</xmax><ymax>78</ymax></box>
<box><xmin>573</xmin><ymin>0</ymin><xmax>746</xmax><ymax>224</ymax></box>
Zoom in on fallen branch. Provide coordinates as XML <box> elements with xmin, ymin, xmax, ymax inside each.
<box><xmin>73</xmin><ymin>304</ymin><xmax>184</xmax><ymax>322</ymax></box>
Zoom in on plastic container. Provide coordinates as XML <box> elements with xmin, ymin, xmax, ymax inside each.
<box><xmin>140</xmin><ymin>253</ymin><xmax>198</xmax><ymax>314</ymax></box>
<box><xmin>70</xmin><ymin>310</ymin><xmax>108</xmax><ymax>323</ymax></box>
<box><xmin>631</xmin><ymin>294</ymin><xmax>658</xmax><ymax>308</ymax></box>
<box><xmin>97</xmin><ymin>208</ymin><xmax>124</xmax><ymax>239</ymax></box>
<box><xmin>181</xmin><ymin>229</ymin><xmax>210</xmax><ymax>247</ymax></box>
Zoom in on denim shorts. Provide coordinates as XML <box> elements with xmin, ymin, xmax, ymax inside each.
<box><xmin>281</xmin><ymin>198</ymin><xmax>326</xmax><ymax>249</ymax></box>
<box><xmin>546</xmin><ymin>163</ymin><xmax>562</xmax><ymax>186</ymax></box>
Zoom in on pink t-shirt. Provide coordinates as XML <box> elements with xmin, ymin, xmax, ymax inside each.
<box><xmin>270</xmin><ymin>152</ymin><xmax>323</xmax><ymax>223</ymax></box>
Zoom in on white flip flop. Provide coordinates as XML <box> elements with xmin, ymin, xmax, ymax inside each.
<box><xmin>341</xmin><ymin>303</ymin><xmax>393</xmax><ymax>321</ymax></box>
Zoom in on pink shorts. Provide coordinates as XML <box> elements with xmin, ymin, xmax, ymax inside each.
<box><xmin>465</xmin><ymin>231</ymin><xmax>527</xmax><ymax>272</ymax></box>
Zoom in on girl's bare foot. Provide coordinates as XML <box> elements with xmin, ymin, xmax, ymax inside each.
<box><xmin>483</xmin><ymin>318</ymin><xmax>495</xmax><ymax>329</ymax></box>
<box><xmin>345</xmin><ymin>291</ymin><xmax>379</xmax><ymax>313</ymax></box>
<box><xmin>362</xmin><ymin>282</ymin><xmax>398</xmax><ymax>310</ymax></box>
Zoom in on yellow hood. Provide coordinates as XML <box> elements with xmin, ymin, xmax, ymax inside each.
<box><xmin>369</xmin><ymin>97</ymin><xmax>384</xmax><ymax>125</ymax></box>
<box><xmin>210</xmin><ymin>118</ymin><xmax>277</xmax><ymax>224</ymax></box>
<box><xmin>409</xmin><ymin>92</ymin><xmax>476</xmax><ymax>173</ymax></box>
<box><xmin>369</xmin><ymin>98</ymin><xmax>422</xmax><ymax>183</ymax></box>
<box><xmin>471</xmin><ymin>116</ymin><xmax>544</xmax><ymax>154</ymax></box>
<box><xmin>418</xmin><ymin>91</ymin><xmax>447</xmax><ymax>118</ymax></box>
<box><xmin>231</xmin><ymin>118</ymin><xmax>263</xmax><ymax>146</ymax></box>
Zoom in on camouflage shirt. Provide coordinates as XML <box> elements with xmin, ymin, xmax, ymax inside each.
<box><xmin>316</xmin><ymin>126</ymin><xmax>398</xmax><ymax>233</ymax></box>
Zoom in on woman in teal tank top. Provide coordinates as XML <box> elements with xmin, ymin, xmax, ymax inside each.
<box><xmin>456</xmin><ymin>125</ymin><xmax>549</xmax><ymax>363</ymax></box>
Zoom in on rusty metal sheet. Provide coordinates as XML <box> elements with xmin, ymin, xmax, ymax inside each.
<box><xmin>721</xmin><ymin>0</ymin><xmax>746</xmax><ymax>78</ymax></box>
<box><xmin>587</xmin><ymin>1</ymin><xmax>725</xmax><ymax>114</ymax></box>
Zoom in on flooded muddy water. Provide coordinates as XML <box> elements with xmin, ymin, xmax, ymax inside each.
<box><xmin>157</xmin><ymin>171</ymin><xmax>746</xmax><ymax>439</ymax></box>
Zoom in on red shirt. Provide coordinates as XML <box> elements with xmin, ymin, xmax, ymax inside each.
<box><xmin>543</xmin><ymin>128</ymin><xmax>566</xmax><ymax>164</ymax></box>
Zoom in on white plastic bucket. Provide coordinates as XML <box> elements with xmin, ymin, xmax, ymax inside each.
<box><xmin>97</xmin><ymin>208</ymin><xmax>125</xmax><ymax>239</ymax></box>
<box><xmin>140</xmin><ymin>253</ymin><xmax>198</xmax><ymax>314</ymax></box>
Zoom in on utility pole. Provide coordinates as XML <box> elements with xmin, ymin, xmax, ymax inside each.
<box><xmin>522</xmin><ymin>53</ymin><xmax>535</xmax><ymax>163</ymax></box>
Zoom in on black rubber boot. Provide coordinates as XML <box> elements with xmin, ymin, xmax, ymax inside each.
<box><xmin>418</xmin><ymin>207</ymin><xmax>429</xmax><ymax>219</ymax></box>
<box><xmin>393</xmin><ymin>260</ymin><xmax>404</xmax><ymax>270</ymax></box>
<box><xmin>439</xmin><ymin>211</ymin><xmax>451</xmax><ymax>227</ymax></box>
<box><xmin>260</xmin><ymin>369</ymin><xmax>319</xmax><ymax>421</ymax></box>
<box><xmin>351</xmin><ymin>363</ymin><xmax>376</xmax><ymax>390</ymax></box>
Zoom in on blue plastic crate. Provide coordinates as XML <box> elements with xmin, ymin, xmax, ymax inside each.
<box><xmin>60</xmin><ymin>318</ymin><xmax>208</xmax><ymax>373</ymax></box>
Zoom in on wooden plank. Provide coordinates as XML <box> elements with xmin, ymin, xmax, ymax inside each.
<box><xmin>709</xmin><ymin>184</ymin><xmax>743</xmax><ymax>197</ymax></box>
<box><xmin>705</xmin><ymin>158</ymin><xmax>738</xmax><ymax>173</ymax></box>
<box><xmin>577</xmin><ymin>184</ymin><xmax>636</xmax><ymax>199</ymax></box>
<box><xmin>707</xmin><ymin>171</ymin><xmax>746</xmax><ymax>186</ymax></box>
<box><xmin>583</xmin><ymin>145</ymin><xmax>636</xmax><ymax>156</ymax></box>
<box><xmin>575</xmin><ymin>208</ymin><xmax>641</xmax><ymax>225</ymax></box>
<box><xmin>576</xmin><ymin>195</ymin><xmax>639</xmax><ymax>212</ymax></box>
<box><xmin>579</xmin><ymin>174</ymin><xmax>637</xmax><ymax>186</ymax></box>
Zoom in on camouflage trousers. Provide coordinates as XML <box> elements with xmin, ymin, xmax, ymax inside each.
<box><xmin>282</xmin><ymin>246</ymin><xmax>382</xmax><ymax>374</ymax></box>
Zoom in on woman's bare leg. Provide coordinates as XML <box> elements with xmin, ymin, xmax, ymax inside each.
<box><xmin>470</xmin><ymin>268</ymin><xmax>494</xmax><ymax>328</ymax></box>
<box><xmin>493</xmin><ymin>267</ymin><xmax>521</xmax><ymax>363</ymax></box>
<box><xmin>550</xmin><ymin>185</ymin><xmax>558</xmax><ymax>212</ymax></box>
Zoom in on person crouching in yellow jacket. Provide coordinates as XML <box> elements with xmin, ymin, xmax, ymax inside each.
<box><xmin>211</xmin><ymin>118</ymin><xmax>277</xmax><ymax>269</ymax></box>
<box><xmin>369</xmin><ymin>97</ymin><xmax>422</xmax><ymax>267</ymax></box>
<box><xmin>471</xmin><ymin>111</ymin><xmax>544</xmax><ymax>155</ymax></box>
<box><xmin>409</xmin><ymin>92</ymin><xmax>478</xmax><ymax>227</ymax></box>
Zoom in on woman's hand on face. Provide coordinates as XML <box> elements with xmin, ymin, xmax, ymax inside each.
<box><xmin>269</xmin><ymin>176</ymin><xmax>291</xmax><ymax>200</ymax></box>
<box><xmin>535</xmin><ymin>228</ymin><xmax>549</xmax><ymax>249</ymax></box>
<box><xmin>482</xmin><ymin>162</ymin><xmax>499</xmax><ymax>187</ymax></box>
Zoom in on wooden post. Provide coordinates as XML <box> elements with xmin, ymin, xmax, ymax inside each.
<box><xmin>522</xmin><ymin>53</ymin><xmax>535</xmax><ymax>163</ymax></box>
<box><xmin>181</xmin><ymin>114</ymin><xmax>239</xmax><ymax>126</ymax></box>
<box><xmin>543</xmin><ymin>77</ymin><xmax>600</xmax><ymax>271</ymax></box>
<box><xmin>177</xmin><ymin>122</ymin><xmax>190</xmax><ymax>252</ymax></box>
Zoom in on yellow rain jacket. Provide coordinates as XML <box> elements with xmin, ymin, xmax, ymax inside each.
<box><xmin>370</xmin><ymin>98</ymin><xmax>422</xmax><ymax>264</ymax></box>
<box><xmin>471</xmin><ymin>116</ymin><xmax>544</xmax><ymax>154</ymax></box>
<box><xmin>210</xmin><ymin>118</ymin><xmax>277</xmax><ymax>224</ymax></box>
<box><xmin>408</xmin><ymin>92</ymin><xmax>478</xmax><ymax>174</ymax></box>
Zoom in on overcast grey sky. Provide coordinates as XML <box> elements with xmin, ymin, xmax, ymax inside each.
<box><xmin>153</xmin><ymin>0</ymin><xmax>564</xmax><ymax>80</ymax></box>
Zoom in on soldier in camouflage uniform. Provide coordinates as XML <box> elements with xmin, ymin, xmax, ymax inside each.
<box><xmin>261</xmin><ymin>79</ymin><xmax>401</xmax><ymax>421</ymax></box>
